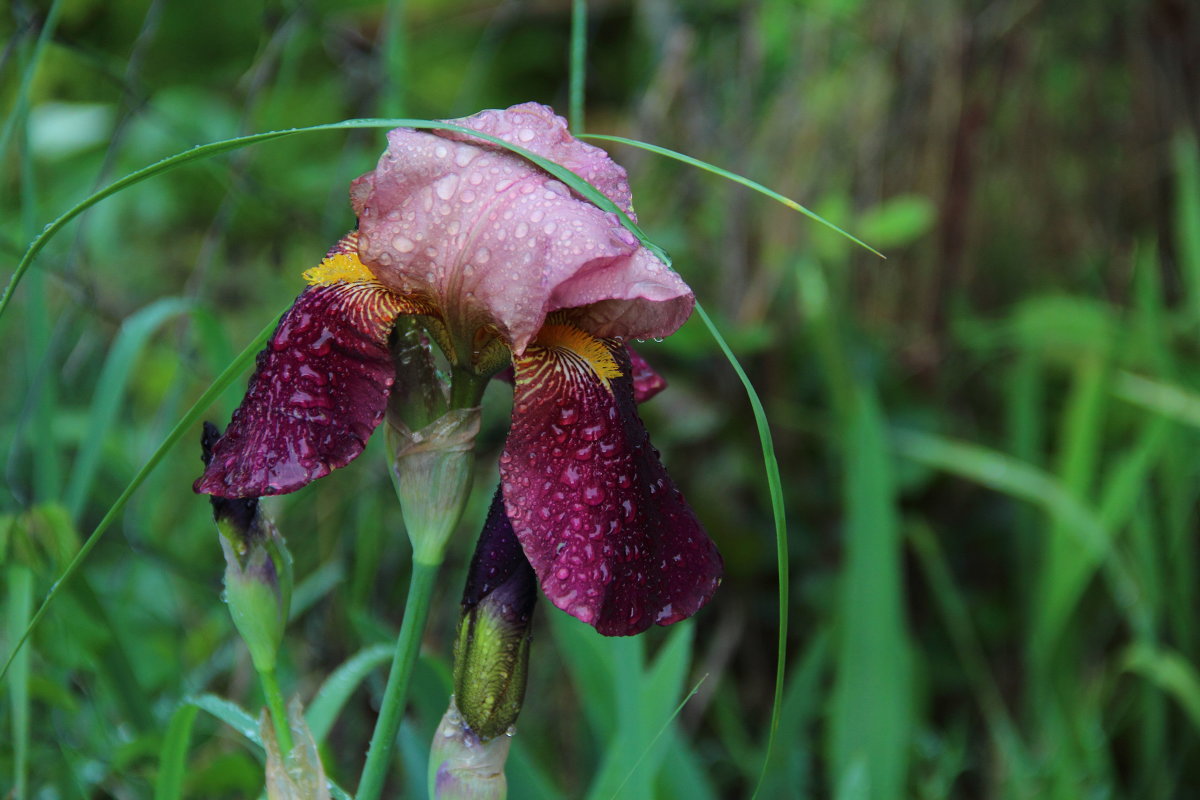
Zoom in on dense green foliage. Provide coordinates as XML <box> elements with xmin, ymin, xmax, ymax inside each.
<box><xmin>4</xmin><ymin>0</ymin><xmax>1200</xmax><ymax>797</ymax></box>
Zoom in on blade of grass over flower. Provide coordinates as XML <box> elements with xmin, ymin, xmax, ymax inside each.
<box><xmin>570</xmin><ymin>0</ymin><xmax>587</xmax><ymax>134</ymax></box>
<box><xmin>582</xmin><ymin>134</ymin><xmax>885</xmax><ymax>258</ymax></box>
<box><xmin>0</xmin><ymin>311</ymin><xmax>283</xmax><ymax>682</ymax></box>
<box><xmin>64</xmin><ymin>297</ymin><xmax>194</xmax><ymax>520</ymax></box>
<box><xmin>154</xmin><ymin>703</ymin><xmax>199</xmax><ymax>800</ymax></box>
<box><xmin>0</xmin><ymin>117</ymin><xmax>672</xmax><ymax>321</ymax></box>
<box><xmin>692</xmin><ymin>303</ymin><xmax>788</xmax><ymax>800</ymax></box>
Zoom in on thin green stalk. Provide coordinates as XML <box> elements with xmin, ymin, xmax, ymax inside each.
<box><xmin>570</xmin><ymin>0</ymin><xmax>587</xmax><ymax>134</ymax></box>
<box><xmin>381</xmin><ymin>0</ymin><xmax>407</xmax><ymax>117</ymax></box>
<box><xmin>356</xmin><ymin>559</ymin><xmax>440</xmax><ymax>800</ymax></box>
<box><xmin>692</xmin><ymin>304</ymin><xmax>788</xmax><ymax>800</ymax></box>
<box><xmin>260</xmin><ymin>668</ymin><xmax>294</xmax><ymax>755</ymax></box>
<box><xmin>6</xmin><ymin>565</ymin><xmax>32</xmax><ymax>800</ymax></box>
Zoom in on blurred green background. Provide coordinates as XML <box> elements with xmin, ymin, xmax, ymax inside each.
<box><xmin>4</xmin><ymin>0</ymin><xmax>1200</xmax><ymax>797</ymax></box>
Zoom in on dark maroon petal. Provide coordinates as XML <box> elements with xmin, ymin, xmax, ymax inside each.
<box><xmin>463</xmin><ymin>487</ymin><xmax>538</xmax><ymax>615</ymax></box>
<box><xmin>627</xmin><ymin>346</ymin><xmax>667</xmax><ymax>403</ymax></box>
<box><xmin>194</xmin><ymin>281</ymin><xmax>417</xmax><ymax>497</ymax></box>
<box><xmin>499</xmin><ymin>328</ymin><xmax>722</xmax><ymax>636</ymax></box>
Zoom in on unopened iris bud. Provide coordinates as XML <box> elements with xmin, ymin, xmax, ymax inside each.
<box><xmin>202</xmin><ymin>422</ymin><xmax>293</xmax><ymax>674</ymax></box>
<box><xmin>387</xmin><ymin>407</ymin><xmax>481</xmax><ymax>565</ymax></box>
<box><xmin>453</xmin><ymin>488</ymin><xmax>537</xmax><ymax>739</ymax></box>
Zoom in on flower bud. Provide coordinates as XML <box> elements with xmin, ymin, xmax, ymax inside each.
<box><xmin>387</xmin><ymin>407</ymin><xmax>481</xmax><ymax>565</ymax></box>
<box><xmin>429</xmin><ymin>698</ymin><xmax>513</xmax><ymax>800</ymax></box>
<box><xmin>261</xmin><ymin>697</ymin><xmax>330</xmax><ymax>800</ymax></box>
<box><xmin>452</xmin><ymin>488</ymin><xmax>536</xmax><ymax>740</ymax></box>
<box><xmin>202</xmin><ymin>422</ymin><xmax>293</xmax><ymax>673</ymax></box>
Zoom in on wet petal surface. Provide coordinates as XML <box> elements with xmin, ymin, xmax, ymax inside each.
<box><xmin>352</xmin><ymin>103</ymin><xmax>694</xmax><ymax>353</ymax></box>
<box><xmin>196</xmin><ymin>239</ymin><xmax>426</xmax><ymax>497</ymax></box>
<box><xmin>499</xmin><ymin>326</ymin><xmax>722</xmax><ymax>636</ymax></box>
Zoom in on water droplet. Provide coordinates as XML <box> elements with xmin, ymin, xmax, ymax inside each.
<box><xmin>582</xmin><ymin>485</ymin><xmax>606</xmax><ymax>506</ymax></box>
<box><xmin>434</xmin><ymin>144</ymin><xmax>448</xmax><ymax>158</ymax></box>
<box><xmin>558</xmin><ymin>406</ymin><xmax>579</xmax><ymax>425</ymax></box>
<box><xmin>514</xmin><ymin>222</ymin><xmax>529</xmax><ymax>238</ymax></box>
<box><xmin>518</xmin><ymin>127</ymin><xmax>536</xmax><ymax>142</ymax></box>
<box><xmin>434</xmin><ymin>174</ymin><xmax>459</xmax><ymax>200</ymax></box>
<box><xmin>392</xmin><ymin>236</ymin><xmax>414</xmax><ymax>253</ymax></box>
<box><xmin>555</xmin><ymin>567</ymin><xmax>570</xmax><ymax>580</ymax></box>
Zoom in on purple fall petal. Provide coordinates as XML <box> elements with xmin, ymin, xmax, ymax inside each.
<box><xmin>195</xmin><ymin>279</ymin><xmax>416</xmax><ymax>498</ymax></box>
<box><xmin>499</xmin><ymin>335</ymin><xmax>722</xmax><ymax>636</ymax></box>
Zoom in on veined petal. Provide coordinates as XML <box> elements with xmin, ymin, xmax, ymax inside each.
<box><xmin>499</xmin><ymin>326</ymin><xmax>722</xmax><ymax>636</ymax></box>
<box><xmin>195</xmin><ymin>236</ymin><xmax>427</xmax><ymax>497</ymax></box>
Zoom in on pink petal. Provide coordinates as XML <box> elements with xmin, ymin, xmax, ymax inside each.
<box><xmin>195</xmin><ymin>279</ymin><xmax>417</xmax><ymax>497</ymax></box>
<box><xmin>352</xmin><ymin>103</ymin><xmax>694</xmax><ymax>354</ymax></box>
<box><xmin>499</xmin><ymin>334</ymin><xmax>722</xmax><ymax>636</ymax></box>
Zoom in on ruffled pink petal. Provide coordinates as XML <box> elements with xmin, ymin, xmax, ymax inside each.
<box><xmin>195</xmin><ymin>275</ymin><xmax>421</xmax><ymax>498</ymax></box>
<box><xmin>499</xmin><ymin>334</ymin><xmax>722</xmax><ymax>636</ymax></box>
<box><xmin>352</xmin><ymin>103</ymin><xmax>694</xmax><ymax>354</ymax></box>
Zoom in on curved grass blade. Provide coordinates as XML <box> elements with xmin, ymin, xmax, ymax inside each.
<box><xmin>188</xmin><ymin>693</ymin><xmax>262</xmax><ymax>747</ymax></box>
<box><xmin>64</xmin><ymin>297</ymin><xmax>194</xmax><ymax>519</ymax></box>
<box><xmin>582</xmin><ymin>134</ymin><xmax>884</xmax><ymax>258</ymax></box>
<box><xmin>0</xmin><ymin>311</ymin><xmax>283</xmax><ymax>682</ymax></box>
<box><xmin>154</xmin><ymin>703</ymin><xmax>199</xmax><ymax>800</ymax></box>
<box><xmin>890</xmin><ymin>428</ymin><xmax>1152</xmax><ymax>639</ymax></box>
<box><xmin>305</xmin><ymin>643</ymin><xmax>392</xmax><ymax>743</ymax></box>
<box><xmin>1</xmin><ymin>117</ymin><xmax>672</xmax><ymax>321</ymax></box>
<box><xmin>1122</xmin><ymin>644</ymin><xmax>1200</xmax><ymax>732</ymax></box>
<box><xmin>692</xmin><ymin>303</ymin><xmax>788</xmax><ymax>800</ymax></box>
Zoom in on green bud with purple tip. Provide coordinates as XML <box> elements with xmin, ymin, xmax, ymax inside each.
<box><xmin>202</xmin><ymin>422</ymin><xmax>293</xmax><ymax>674</ymax></box>
<box><xmin>430</xmin><ymin>488</ymin><xmax>537</xmax><ymax>799</ymax></box>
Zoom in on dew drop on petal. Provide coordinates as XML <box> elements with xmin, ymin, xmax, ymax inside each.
<box><xmin>582</xmin><ymin>484</ymin><xmax>606</xmax><ymax>506</ymax></box>
<box><xmin>392</xmin><ymin>236</ymin><xmax>414</xmax><ymax>253</ymax></box>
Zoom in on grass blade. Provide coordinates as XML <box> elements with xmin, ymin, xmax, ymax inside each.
<box><xmin>582</xmin><ymin>134</ymin><xmax>884</xmax><ymax>258</ymax></box>
<box><xmin>570</xmin><ymin>0</ymin><xmax>587</xmax><ymax>134</ymax></box>
<box><xmin>691</xmin><ymin>303</ymin><xmax>788</xmax><ymax>799</ymax></box>
<box><xmin>830</xmin><ymin>385</ymin><xmax>912</xmax><ymax>800</ymax></box>
<box><xmin>188</xmin><ymin>693</ymin><xmax>262</xmax><ymax>747</ymax></box>
<box><xmin>64</xmin><ymin>297</ymin><xmax>194</xmax><ymax>519</ymax></box>
<box><xmin>1</xmin><ymin>117</ymin><xmax>672</xmax><ymax>321</ymax></box>
<box><xmin>154</xmin><ymin>703</ymin><xmax>199</xmax><ymax>800</ymax></box>
<box><xmin>305</xmin><ymin>644</ymin><xmax>392</xmax><ymax>743</ymax></box>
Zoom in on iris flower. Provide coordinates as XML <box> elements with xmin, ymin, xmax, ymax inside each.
<box><xmin>195</xmin><ymin>103</ymin><xmax>721</xmax><ymax>636</ymax></box>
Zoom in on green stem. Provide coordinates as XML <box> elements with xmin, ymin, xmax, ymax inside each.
<box><xmin>569</xmin><ymin>0</ymin><xmax>587</xmax><ymax>134</ymax></box>
<box><xmin>260</xmin><ymin>667</ymin><xmax>294</xmax><ymax>755</ymax></box>
<box><xmin>449</xmin><ymin>367</ymin><xmax>486</xmax><ymax>409</ymax></box>
<box><xmin>356</xmin><ymin>559</ymin><xmax>441</xmax><ymax>800</ymax></box>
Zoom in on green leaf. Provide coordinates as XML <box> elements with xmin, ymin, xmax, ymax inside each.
<box><xmin>305</xmin><ymin>644</ymin><xmax>392</xmax><ymax>743</ymax></box>
<box><xmin>829</xmin><ymin>385</ymin><xmax>912</xmax><ymax>800</ymax></box>
<box><xmin>64</xmin><ymin>297</ymin><xmax>194</xmax><ymax>520</ymax></box>
<box><xmin>154</xmin><ymin>703</ymin><xmax>199</xmax><ymax>800</ymax></box>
